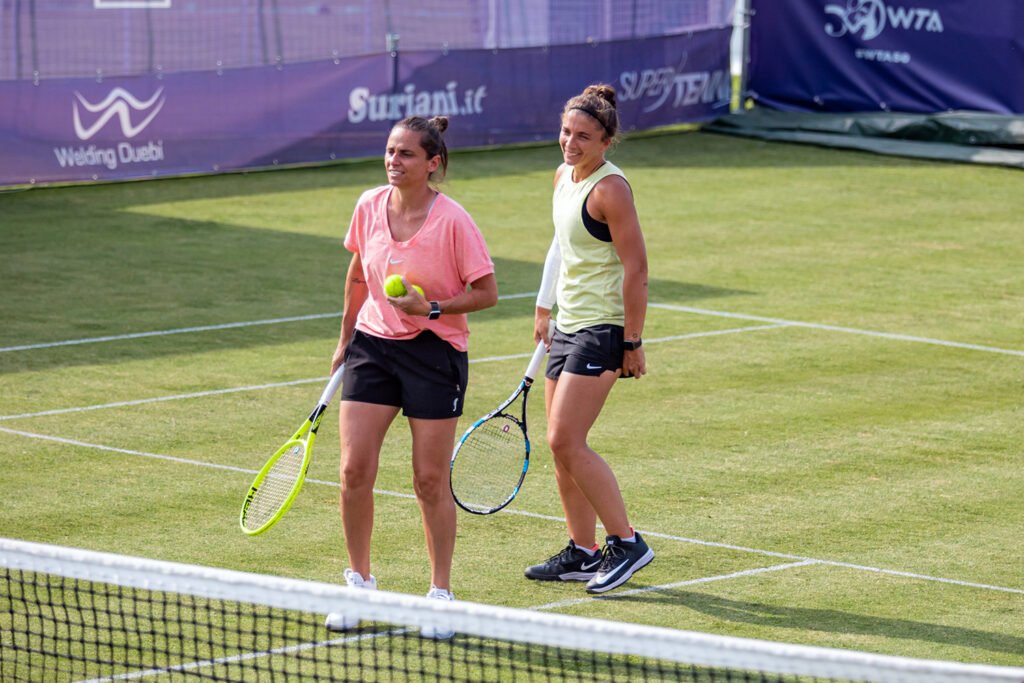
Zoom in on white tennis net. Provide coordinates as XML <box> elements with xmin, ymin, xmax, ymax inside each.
<box><xmin>2</xmin><ymin>537</ymin><xmax>1021</xmax><ymax>683</ymax></box>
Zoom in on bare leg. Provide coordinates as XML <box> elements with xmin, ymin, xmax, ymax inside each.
<box><xmin>546</xmin><ymin>371</ymin><xmax>632</xmax><ymax>541</ymax></box>
<box><xmin>545</xmin><ymin>377</ymin><xmax>597</xmax><ymax>547</ymax></box>
<box><xmin>409</xmin><ymin>416</ymin><xmax>459</xmax><ymax>590</ymax></box>
<box><xmin>338</xmin><ymin>401</ymin><xmax>399</xmax><ymax>578</ymax></box>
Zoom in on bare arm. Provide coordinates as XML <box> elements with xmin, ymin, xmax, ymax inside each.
<box><xmin>440</xmin><ymin>272</ymin><xmax>499</xmax><ymax>315</ymax></box>
<box><xmin>331</xmin><ymin>252</ymin><xmax>368</xmax><ymax>373</ymax></box>
<box><xmin>590</xmin><ymin>175</ymin><xmax>648</xmax><ymax>378</ymax></box>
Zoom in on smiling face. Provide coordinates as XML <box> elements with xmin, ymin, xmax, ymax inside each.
<box><xmin>559</xmin><ymin>109</ymin><xmax>611</xmax><ymax>171</ymax></box>
<box><xmin>384</xmin><ymin>126</ymin><xmax>440</xmax><ymax>188</ymax></box>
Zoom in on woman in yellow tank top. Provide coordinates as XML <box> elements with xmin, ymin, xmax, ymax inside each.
<box><xmin>524</xmin><ymin>84</ymin><xmax>654</xmax><ymax>594</ymax></box>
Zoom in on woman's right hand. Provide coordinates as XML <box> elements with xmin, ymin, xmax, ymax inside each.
<box><xmin>534</xmin><ymin>309</ymin><xmax>553</xmax><ymax>347</ymax></box>
<box><xmin>330</xmin><ymin>338</ymin><xmax>347</xmax><ymax>375</ymax></box>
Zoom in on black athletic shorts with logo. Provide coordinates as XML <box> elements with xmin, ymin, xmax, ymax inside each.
<box><xmin>545</xmin><ymin>324</ymin><xmax>625</xmax><ymax>380</ymax></box>
<box><xmin>341</xmin><ymin>329</ymin><xmax>468</xmax><ymax>419</ymax></box>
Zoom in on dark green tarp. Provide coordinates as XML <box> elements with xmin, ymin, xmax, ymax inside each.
<box><xmin>706</xmin><ymin>109</ymin><xmax>1024</xmax><ymax>169</ymax></box>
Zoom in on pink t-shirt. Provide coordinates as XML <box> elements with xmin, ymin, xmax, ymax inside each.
<box><xmin>344</xmin><ymin>186</ymin><xmax>494</xmax><ymax>352</ymax></box>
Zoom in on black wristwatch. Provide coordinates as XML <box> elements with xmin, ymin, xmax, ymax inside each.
<box><xmin>623</xmin><ymin>338</ymin><xmax>642</xmax><ymax>351</ymax></box>
<box><xmin>427</xmin><ymin>301</ymin><xmax>442</xmax><ymax>320</ymax></box>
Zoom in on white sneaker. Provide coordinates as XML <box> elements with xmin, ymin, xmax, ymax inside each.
<box><xmin>420</xmin><ymin>586</ymin><xmax>455</xmax><ymax>640</ymax></box>
<box><xmin>324</xmin><ymin>569</ymin><xmax>377</xmax><ymax>632</ymax></box>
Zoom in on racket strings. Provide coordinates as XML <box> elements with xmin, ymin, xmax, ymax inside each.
<box><xmin>451</xmin><ymin>414</ymin><xmax>526</xmax><ymax>513</ymax></box>
<box><xmin>244</xmin><ymin>443</ymin><xmax>306</xmax><ymax>530</ymax></box>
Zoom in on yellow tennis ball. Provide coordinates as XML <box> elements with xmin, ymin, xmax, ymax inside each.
<box><xmin>384</xmin><ymin>275</ymin><xmax>425</xmax><ymax>298</ymax></box>
<box><xmin>383</xmin><ymin>274</ymin><xmax>406</xmax><ymax>297</ymax></box>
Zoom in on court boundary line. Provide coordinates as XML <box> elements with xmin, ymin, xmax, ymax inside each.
<box><xmin>532</xmin><ymin>561</ymin><xmax>819</xmax><ymax>612</ymax></box>
<box><xmin>0</xmin><ymin>324</ymin><xmax>787</xmax><ymax>421</ymax></box>
<box><xmin>3</xmin><ymin>293</ymin><xmax>1022</xmax><ymax>357</ymax></box>
<box><xmin>650</xmin><ymin>303</ymin><xmax>1024</xmax><ymax>357</ymax></box>
<box><xmin>3</xmin><ymin>424</ymin><xmax>1021</xmax><ymax>597</ymax></box>
<box><xmin>0</xmin><ymin>293</ymin><xmax>535</xmax><ymax>353</ymax></box>
<box><xmin>74</xmin><ymin>628</ymin><xmax>412</xmax><ymax>683</ymax></box>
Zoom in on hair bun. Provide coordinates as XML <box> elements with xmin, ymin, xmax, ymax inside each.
<box><xmin>584</xmin><ymin>84</ymin><xmax>617</xmax><ymax>109</ymax></box>
<box><xmin>429</xmin><ymin>116</ymin><xmax>449</xmax><ymax>134</ymax></box>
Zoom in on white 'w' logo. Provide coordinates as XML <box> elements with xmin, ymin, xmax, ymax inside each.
<box><xmin>73</xmin><ymin>87</ymin><xmax>166</xmax><ymax>140</ymax></box>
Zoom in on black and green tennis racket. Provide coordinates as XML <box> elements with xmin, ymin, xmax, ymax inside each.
<box><xmin>240</xmin><ymin>366</ymin><xmax>344</xmax><ymax>535</ymax></box>
<box><xmin>449</xmin><ymin>322</ymin><xmax>553</xmax><ymax>515</ymax></box>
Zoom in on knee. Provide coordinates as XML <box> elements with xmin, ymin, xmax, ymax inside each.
<box><xmin>412</xmin><ymin>470</ymin><xmax>447</xmax><ymax>505</ymax></box>
<box><xmin>340</xmin><ymin>462</ymin><xmax>374</xmax><ymax>494</ymax></box>
<box><xmin>547</xmin><ymin>424</ymin><xmax>578</xmax><ymax>461</ymax></box>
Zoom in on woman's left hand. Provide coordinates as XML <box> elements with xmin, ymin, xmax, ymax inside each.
<box><xmin>621</xmin><ymin>347</ymin><xmax>646</xmax><ymax>379</ymax></box>
<box><xmin>386</xmin><ymin>277</ymin><xmax>432</xmax><ymax>317</ymax></box>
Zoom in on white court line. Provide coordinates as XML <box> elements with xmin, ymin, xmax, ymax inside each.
<box><xmin>533</xmin><ymin>561</ymin><xmax>819</xmax><ymax>612</ymax></box>
<box><xmin>75</xmin><ymin>629</ymin><xmax>412</xmax><ymax>683</ymax></box>
<box><xmin>0</xmin><ymin>324</ymin><xmax>786</xmax><ymax>421</ymax></box>
<box><xmin>479</xmin><ymin>510</ymin><xmax>1024</xmax><ymax>596</ymax></box>
<box><xmin>2</xmin><ymin>425</ymin><xmax>1021</xmax><ymax>596</ymax></box>
<box><xmin>0</xmin><ymin>313</ymin><xmax>338</xmax><ymax>353</ymax></box>
<box><xmin>0</xmin><ymin>377</ymin><xmax>327</xmax><ymax>421</ymax></box>
<box><xmin>637</xmin><ymin>530</ymin><xmax>1024</xmax><ymax>595</ymax></box>
<box><xmin>651</xmin><ymin>303</ymin><xmax>1024</xmax><ymax>357</ymax></box>
<box><xmin>0</xmin><ymin>293</ymin><xmax>537</xmax><ymax>354</ymax></box>
<box><xmin>0</xmin><ymin>425</ymin><xmax>411</xmax><ymax>496</ymax></box>
<box><xmin>5</xmin><ymin>293</ymin><xmax>1021</xmax><ymax>358</ymax></box>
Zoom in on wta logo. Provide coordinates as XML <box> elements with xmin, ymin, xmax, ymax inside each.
<box><xmin>824</xmin><ymin>0</ymin><xmax>943</xmax><ymax>41</ymax></box>
<box><xmin>72</xmin><ymin>87</ymin><xmax>166</xmax><ymax>140</ymax></box>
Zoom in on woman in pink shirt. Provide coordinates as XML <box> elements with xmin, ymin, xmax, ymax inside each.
<box><xmin>324</xmin><ymin>116</ymin><xmax>497</xmax><ymax>639</ymax></box>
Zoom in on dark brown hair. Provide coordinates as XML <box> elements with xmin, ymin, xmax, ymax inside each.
<box><xmin>393</xmin><ymin>115</ymin><xmax>449</xmax><ymax>182</ymax></box>
<box><xmin>562</xmin><ymin>84</ymin><xmax>619</xmax><ymax>142</ymax></box>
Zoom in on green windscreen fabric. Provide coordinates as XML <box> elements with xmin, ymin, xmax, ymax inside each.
<box><xmin>706</xmin><ymin>109</ymin><xmax>1024</xmax><ymax>169</ymax></box>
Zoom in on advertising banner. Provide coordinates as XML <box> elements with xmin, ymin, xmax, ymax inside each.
<box><xmin>747</xmin><ymin>0</ymin><xmax>1024</xmax><ymax>114</ymax></box>
<box><xmin>0</xmin><ymin>28</ymin><xmax>731</xmax><ymax>186</ymax></box>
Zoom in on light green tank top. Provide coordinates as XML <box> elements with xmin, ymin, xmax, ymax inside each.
<box><xmin>552</xmin><ymin>160</ymin><xmax>626</xmax><ymax>333</ymax></box>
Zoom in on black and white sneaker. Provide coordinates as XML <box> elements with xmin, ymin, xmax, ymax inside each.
<box><xmin>524</xmin><ymin>540</ymin><xmax>602</xmax><ymax>581</ymax></box>
<box><xmin>585</xmin><ymin>533</ymin><xmax>654</xmax><ymax>594</ymax></box>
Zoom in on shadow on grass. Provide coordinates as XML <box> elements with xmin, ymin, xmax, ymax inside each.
<box><xmin>613</xmin><ymin>590</ymin><xmax>1024</xmax><ymax>659</ymax></box>
<box><xmin>650</xmin><ymin>280</ymin><xmax>750</xmax><ymax>303</ymax></box>
<box><xmin>1</xmin><ymin>131</ymin><xmax>758</xmax><ymax>374</ymax></box>
<box><xmin>0</xmin><ymin>198</ymin><xmax>747</xmax><ymax>374</ymax></box>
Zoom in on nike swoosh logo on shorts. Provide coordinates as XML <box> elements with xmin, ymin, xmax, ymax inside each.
<box><xmin>389</xmin><ymin>258</ymin><xmax>404</xmax><ymax>264</ymax></box>
<box><xmin>586</xmin><ymin>363</ymin><xmax>602</xmax><ymax>370</ymax></box>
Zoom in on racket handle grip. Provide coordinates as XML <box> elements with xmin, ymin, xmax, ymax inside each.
<box><xmin>524</xmin><ymin>319</ymin><xmax>554</xmax><ymax>383</ymax></box>
<box><xmin>319</xmin><ymin>364</ymin><xmax>345</xmax><ymax>406</ymax></box>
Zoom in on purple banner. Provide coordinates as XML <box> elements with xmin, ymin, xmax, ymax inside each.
<box><xmin>0</xmin><ymin>29</ymin><xmax>731</xmax><ymax>186</ymax></box>
<box><xmin>747</xmin><ymin>0</ymin><xmax>1024</xmax><ymax>114</ymax></box>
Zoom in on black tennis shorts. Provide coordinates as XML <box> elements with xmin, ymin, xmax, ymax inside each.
<box><xmin>545</xmin><ymin>324</ymin><xmax>625</xmax><ymax>380</ymax></box>
<box><xmin>341</xmin><ymin>329</ymin><xmax>468</xmax><ymax>419</ymax></box>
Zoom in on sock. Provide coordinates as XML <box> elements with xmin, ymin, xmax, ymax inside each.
<box><xmin>620</xmin><ymin>527</ymin><xmax>636</xmax><ymax>544</ymax></box>
<box><xmin>572</xmin><ymin>541</ymin><xmax>599</xmax><ymax>556</ymax></box>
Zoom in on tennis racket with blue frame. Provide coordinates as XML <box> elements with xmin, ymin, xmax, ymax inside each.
<box><xmin>450</xmin><ymin>323</ymin><xmax>553</xmax><ymax>515</ymax></box>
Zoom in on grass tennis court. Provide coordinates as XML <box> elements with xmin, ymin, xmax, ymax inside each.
<box><xmin>1</xmin><ymin>130</ymin><xmax>1022</xmax><ymax>668</ymax></box>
